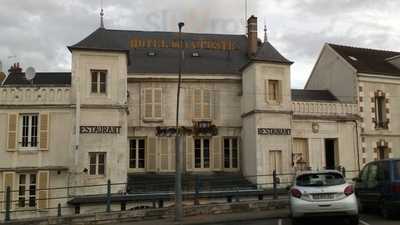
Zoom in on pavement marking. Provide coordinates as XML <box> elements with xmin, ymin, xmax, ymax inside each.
<box><xmin>360</xmin><ymin>220</ymin><xmax>371</xmax><ymax>225</ymax></box>
<box><xmin>278</xmin><ymin>218</ymin><xmax>282</xmax><ymax>225</ymax></box>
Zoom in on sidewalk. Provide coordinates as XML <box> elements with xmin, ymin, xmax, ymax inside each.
<box><xmin>116</xmin><ymin>209</ymin><xmax>289</xmax><ymax>225</ymax></box>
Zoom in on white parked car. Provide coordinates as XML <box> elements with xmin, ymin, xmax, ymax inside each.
<box><xmin>289</xmin><ymin>170</ymin><xmax>359</xmax><ymax>225</ymax></box>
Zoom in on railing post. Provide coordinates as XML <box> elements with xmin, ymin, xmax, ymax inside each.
<box><xmin>342</xmin><ymin>167</ymin><xmax>346</xmax><ymax>178</ymax></box>
<box><xmin>194</xmin><ymin>175</ymin><xmax>200</xmax><ymax>205</ymax></box>
<box><xmin>57</xmin><ymin>203</ymin><xmax>62</xmax><ymax>217</ymax></box>
<box><xmin>106</xmin><ymin>179</ymin><xmax>111</xmax><ymax>213</ymax></box>
<box><xmin>273</xmin><ymin>170</ymin><xmax>278</xmax><ymax>200</ymax></box>
<box><xmin>235</xmin><ymin>187</ymin><xmax>240</xmax><ymax>202</ymax></box>
<box><xmin>5</xmin><ymin>186</ymin><xmax>11</xmax><ymax>222</ymax></box>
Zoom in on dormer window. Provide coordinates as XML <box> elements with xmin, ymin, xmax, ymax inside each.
<box><xmin>192</xmin><ymin>52</ymin><xmax>200</xmax><ymax>57</ymax></box>
<box><xmin>91</xmin><ymin>70</ymin><xmax>107</xmax><ymax>94</ymax></box>
<box><xmin>147</xmin><ymin>52</ymin><xmax>156</xmax><ymax>56</ymax></box>
<box><xmin>348</xmin><ymin>56</ymin><xmax>358</xmax><ymax>61</ymax></box>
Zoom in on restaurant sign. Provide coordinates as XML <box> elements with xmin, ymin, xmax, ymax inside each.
<box><xmin>80</xmin><ymin>126</ymin><xmax>121</xmax><ymax>134</ymax></box>
<box><xmin>129</xmin><ymin>38</ymin><xmax>239</xmax><ymax>51</ymax></box>
<box><xmin>258</xmin><ymin>128</ymin><xmax>291</xmax><ymax>135</ymax></box>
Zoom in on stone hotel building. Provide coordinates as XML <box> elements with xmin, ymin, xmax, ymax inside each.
<box><xmin>0</xmin><ymin>15</ymin><xmax>376</xmax><ymax>215</ymax></box>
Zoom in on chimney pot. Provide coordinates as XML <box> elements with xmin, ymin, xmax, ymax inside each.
<box><xmin>247</xmin><ymin>15</ymin><xmax>258</xmax><ymax>57</ymax></box>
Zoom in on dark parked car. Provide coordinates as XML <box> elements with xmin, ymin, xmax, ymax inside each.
<box><xmin>354</xmin><ymin>159</ymin><xmax>400</xmax><ymax>219</ymax></box>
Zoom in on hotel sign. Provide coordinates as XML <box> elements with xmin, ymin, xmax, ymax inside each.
<box><xmin>129</xmin><ymin>38</ymin><xmax>239</xmax><ymax>51</ymax></box>
<box><xmin>80</xmin><ymin>126</ymin><xmax>121</xmax><ymax>134</ymax></box>
<box><xmin>258</xmin><ymin>128</ymin><xmax>291</xmax><ymax>135</ymax></box>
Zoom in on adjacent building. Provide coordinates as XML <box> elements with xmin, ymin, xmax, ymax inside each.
<box><xmin>0</xmin><ymin>16</ymin><xmax>360</xmax><ymax>217</ymax></box>
<box><xmin>307</xmin><ymin>43</ymin><xmax>400</xmax><ymax>166</ymax></box>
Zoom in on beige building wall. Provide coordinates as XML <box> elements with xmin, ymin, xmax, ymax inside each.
<box><xmin>306</xmin><ymin>44</ymin><xmax>357</xmax><ymax>103</ymax></box>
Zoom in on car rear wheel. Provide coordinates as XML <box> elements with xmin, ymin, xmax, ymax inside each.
<box><xmin>291</xmin><ymin>218</ymin><xmax>302</xmax><ymax>225</ymax></box>
<box><xmin>380</xmin><ymin>201</ymin><xmax>394</xmax><ymax>219</ymax></box>
<box><xmin>348</xmin><ymin>215</ymin><xmax>359</xmax><ymax>225</ymax></box>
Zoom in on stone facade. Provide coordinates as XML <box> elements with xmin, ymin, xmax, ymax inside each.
<box><xmin>0</xmin><ymin>18</ymin><xmax>362</xmax><ymax>218</ymax></box>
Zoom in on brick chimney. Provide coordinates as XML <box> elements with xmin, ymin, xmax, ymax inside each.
<box><xmin>8</xmin><ymin>63</ymin><xmax>22</xmax><ymax>75</ymax></box>
<box><xmin>247</xmin><ymin>15</ymin><xmax>258</xmax><ymax>57</ymax></box>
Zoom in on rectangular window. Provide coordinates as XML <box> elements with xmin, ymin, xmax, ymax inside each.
<box><xmin>19</xmin><ymin>114</ymin><xmax>38</xmax><ymax>149</ymax></box>
<box><xmin>269</xmin><ymin>150</ymin><xmax>282</xmax><ymax>174</ymax></box>
<box><xmin>143</xmin><ymin>88</ymin><xmax>162</xmax><ymax>119</ymax></box>
<box><xmin>129</xmin><ymin>139</ymin><xmax>145</xmax><ymax>169</ymax></box>
<box><xmin>91</xmin><ymin>70</ymin><xmax>107</xmax><ymax>94</ymax></box>
<box><xmin>18</xmin><ymin>173</ymin><xmax>36</xmax><ymax>208</ymax></box>
<box><xmin>267</xmin><ymin>80</ymin><xmax>280</xmax><ymax>102</ymax></box>
<box><xmin>193</xmin><ymin>89</ymin><xmax>211</xmax><ymax>120</ymax></box>
<box><xmin>89</xmin><ymin>152</ymin><xmax>106</xmax><ymax>176</ymax></box>
<box><xmin>194</xmin><ymin>138</ymin><xmax>210</xmax><ymax>169</ymax></box>
<box><xmin>375</xmin><ymin>96</ymin><xmax>387</xmax><ymax>129</ymax></box>
<box><xmin>223</xmin><ymin>138</ymin><xmax>239</xmax><ymax>169</ymax></box>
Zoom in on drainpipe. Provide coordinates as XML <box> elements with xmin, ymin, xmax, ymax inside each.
<box><xmin>353</xmin><ymin>120</ymin><xmax>361</xmax><ymax>172</ymax></box>
<box><xmin>75</xmin><ymin>77</ymin><xmax>80</xmax><ymax>168</ymax></box>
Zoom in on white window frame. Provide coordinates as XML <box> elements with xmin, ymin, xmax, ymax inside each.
<box><xmin>193</xmin><ymin>89</ymin><xmax>212</xmax><ymax>120</ymax></box>
<box><xmin>129</xmin><ymin>138</ymin><xmax>146</xmax><ymax>171</ymax></box>
<box><xmin>90</xmin><ymin>70</ymin><xmax>107</xmax><ymax>94</ymax></box>
<box><xmin>194</xmin><ymin>138</ymin><xmax>211</xmax><ymax>170</ymax></box>
<box><xmin>223</xmin><ymin>137</ymin><xmax>239</xmax><ymax>170</ymax></box>
<box><xmin>17</xmin><ymin>173</ymin><xmax>37</xmax><ymax>208</ymax></box>
<box><xmin>19</xmin><ymin>114</ymin><xmax>39</xmax><ymax>150</ymax></box>
<box><xmin>89</xmin><ymin>152</ymin><xmax>106</xmax><ymax>176</ymax></box>
<box><xmin>143</xmin><ymin>88</ymin><xmax>163</xmax><ymax>120</ymax></box>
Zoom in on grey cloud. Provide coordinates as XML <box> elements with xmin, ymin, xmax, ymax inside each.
<box><xmin>0</xmin><ymin>0</ymin><xmax>399</xmax><ymax>89</ymax></box>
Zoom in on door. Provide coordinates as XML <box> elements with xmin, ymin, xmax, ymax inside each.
<box><xmin>363</xmin><ymin>163</ymin><xmax>381</xmax><ymax>207</ymax></box>
<box><xmin>355</xmin><ymin>164</ymin><xmax>369</xmax><ymax>205</ymax></box>
<box><xmin>325</xmin><ymin>139</ymin><xmax>338</xmax><ymax>170</ymax></box>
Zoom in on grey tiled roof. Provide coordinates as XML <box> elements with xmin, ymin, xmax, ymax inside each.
<box><xmin>2</xmin><ymin>72</ymin><xmax>71</xmax><ymax>86</ymax></box>
<box><xmin>69</xmin><ymin>28</ymin><xmax>291</xmax><ymax>75</ymax></box>
<box><xmin>291</xmin><ymin>89</ymin><xmax>338</xmax><ymax>102</ymax></box>
<box><xmin>328</xmin><ymin>43</ymin><xmax>400</xmax><ymax>77</ymax></box>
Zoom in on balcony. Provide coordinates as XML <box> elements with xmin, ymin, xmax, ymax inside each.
<box><xmin>292</xmin><ymin>101</ymin><xmax>358</xmax><ymax>116</ymax></box>
<box><xmin>0</xmin><ymin>87</ymin><xmax>71</xmax><ymax>105</ymax></box>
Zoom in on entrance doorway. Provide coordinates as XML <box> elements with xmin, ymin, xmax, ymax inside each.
<box><xmin>325</xmin><ymin>139</ymin><xmax>338</xmax><ymax>170</ymax></box>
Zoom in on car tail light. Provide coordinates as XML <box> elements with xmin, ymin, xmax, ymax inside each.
<box><xmin>391</xmin><ymin>183</ymin><xmax>400</xmax><ymax>193</ymax></box>
<box><xmin>344</xmin><ymin>185</ymin><xmax>354</xmax><ymax>196</ymax></box>
<box><xmin>291</xmin><ymin>188</ymin><xmax>302</xmax><ymax>198</ymax></box>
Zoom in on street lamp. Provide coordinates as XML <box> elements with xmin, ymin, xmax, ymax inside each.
<box><xmin>175</xmin><ymin>21</ymin><xmax>184</xmax><ymax>222</ymax></box>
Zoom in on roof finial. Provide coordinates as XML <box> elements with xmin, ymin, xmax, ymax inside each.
<box><xmin>264</xmin><ymin>24</ymin><xmax>268</xmax><ymax>42</ymax></box>
<box><xmin>100</xmin><ymin>0</ymin><xmax>104</xmax><ymax>28</ymax></box>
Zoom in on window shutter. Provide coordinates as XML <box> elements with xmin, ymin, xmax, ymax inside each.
<box><xmin>268</xmin><ymin>81</ymin><xmax>275</xmax><ymax>101</ymax></box>
<box><xmin>265</xmin><ymin>80</ymin><xmax>269</xmax><ymax>102</ymax></box>
<box><xmin>7</xmin><ymin>114</ymin><xmax>18</xmax><ymax>151</ymax></box>
<box><xmin>154</xmin><ymin>88</ymin><xmax>162</xmax><ymax>118</ymax></box>
<box><xmin>278</xmin><ymin>80</ymin><xmax>282</xmax><ymax>102</ymax></box>
<box><xmin>203</xmin><ymin>89</ymin><xmax>211</xmax><ymax>119</ymax></box>
<box><xmin>213</xmin><ymin>136</ymin><xmax>222</xmax><ymax>170</ymax></box>
<box><xmin>185</xmin><ymin>88</ymin><xmax>193</xmax><ymax>120</ymax></box>
<box><xmin>186</xmin><ymin>136</ymin><xmax>194</xmax><ymax>171</ymax></box>
<box><xmin>144</xmin><ymin>89</ymin><xmax>153</xmax><ymax>118</ymax></box>
<box><xmin>146</xmin><ymin>137</ymin><xmax>157</xmax><ymax>172</ymax></box>
<box><xmin>160</xmin><ymin>138</ymin><xmax>169</xmax><ymax>171</ymax></box>
<box><xmin>39</xmin><ymin>113</ymin><xmax>49</xmax><ymax>150</ymax></box>
<box><xmin>193</xmin><ymin>89</ymin><xmax>202</xmax><ymax>119</ymax></box>
<box><xmin>37</xmin><ymin>171</ymin><xmax>49</xmax><ymax>209</ymax></box>
<box><xmin>3</xmin><ymin>172</ymin><xmax>15</xmax><ymax>210</ymax></box>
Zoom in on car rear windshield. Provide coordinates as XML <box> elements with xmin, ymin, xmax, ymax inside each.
<box><xmin>395</xmin><ymin>161</ymin><xmax>400</xmax><ymax>180</ymax></box>
<box><xmin>296</xmin><ymin>172</ymin><xmax>345</xmax><ymax>187</ymax></box>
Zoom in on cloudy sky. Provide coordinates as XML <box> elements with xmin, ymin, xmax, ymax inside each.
<box><xmin>1</xmin><ymin>0</ymin><xmax>399</xmax><ymax>88</ymax></box>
